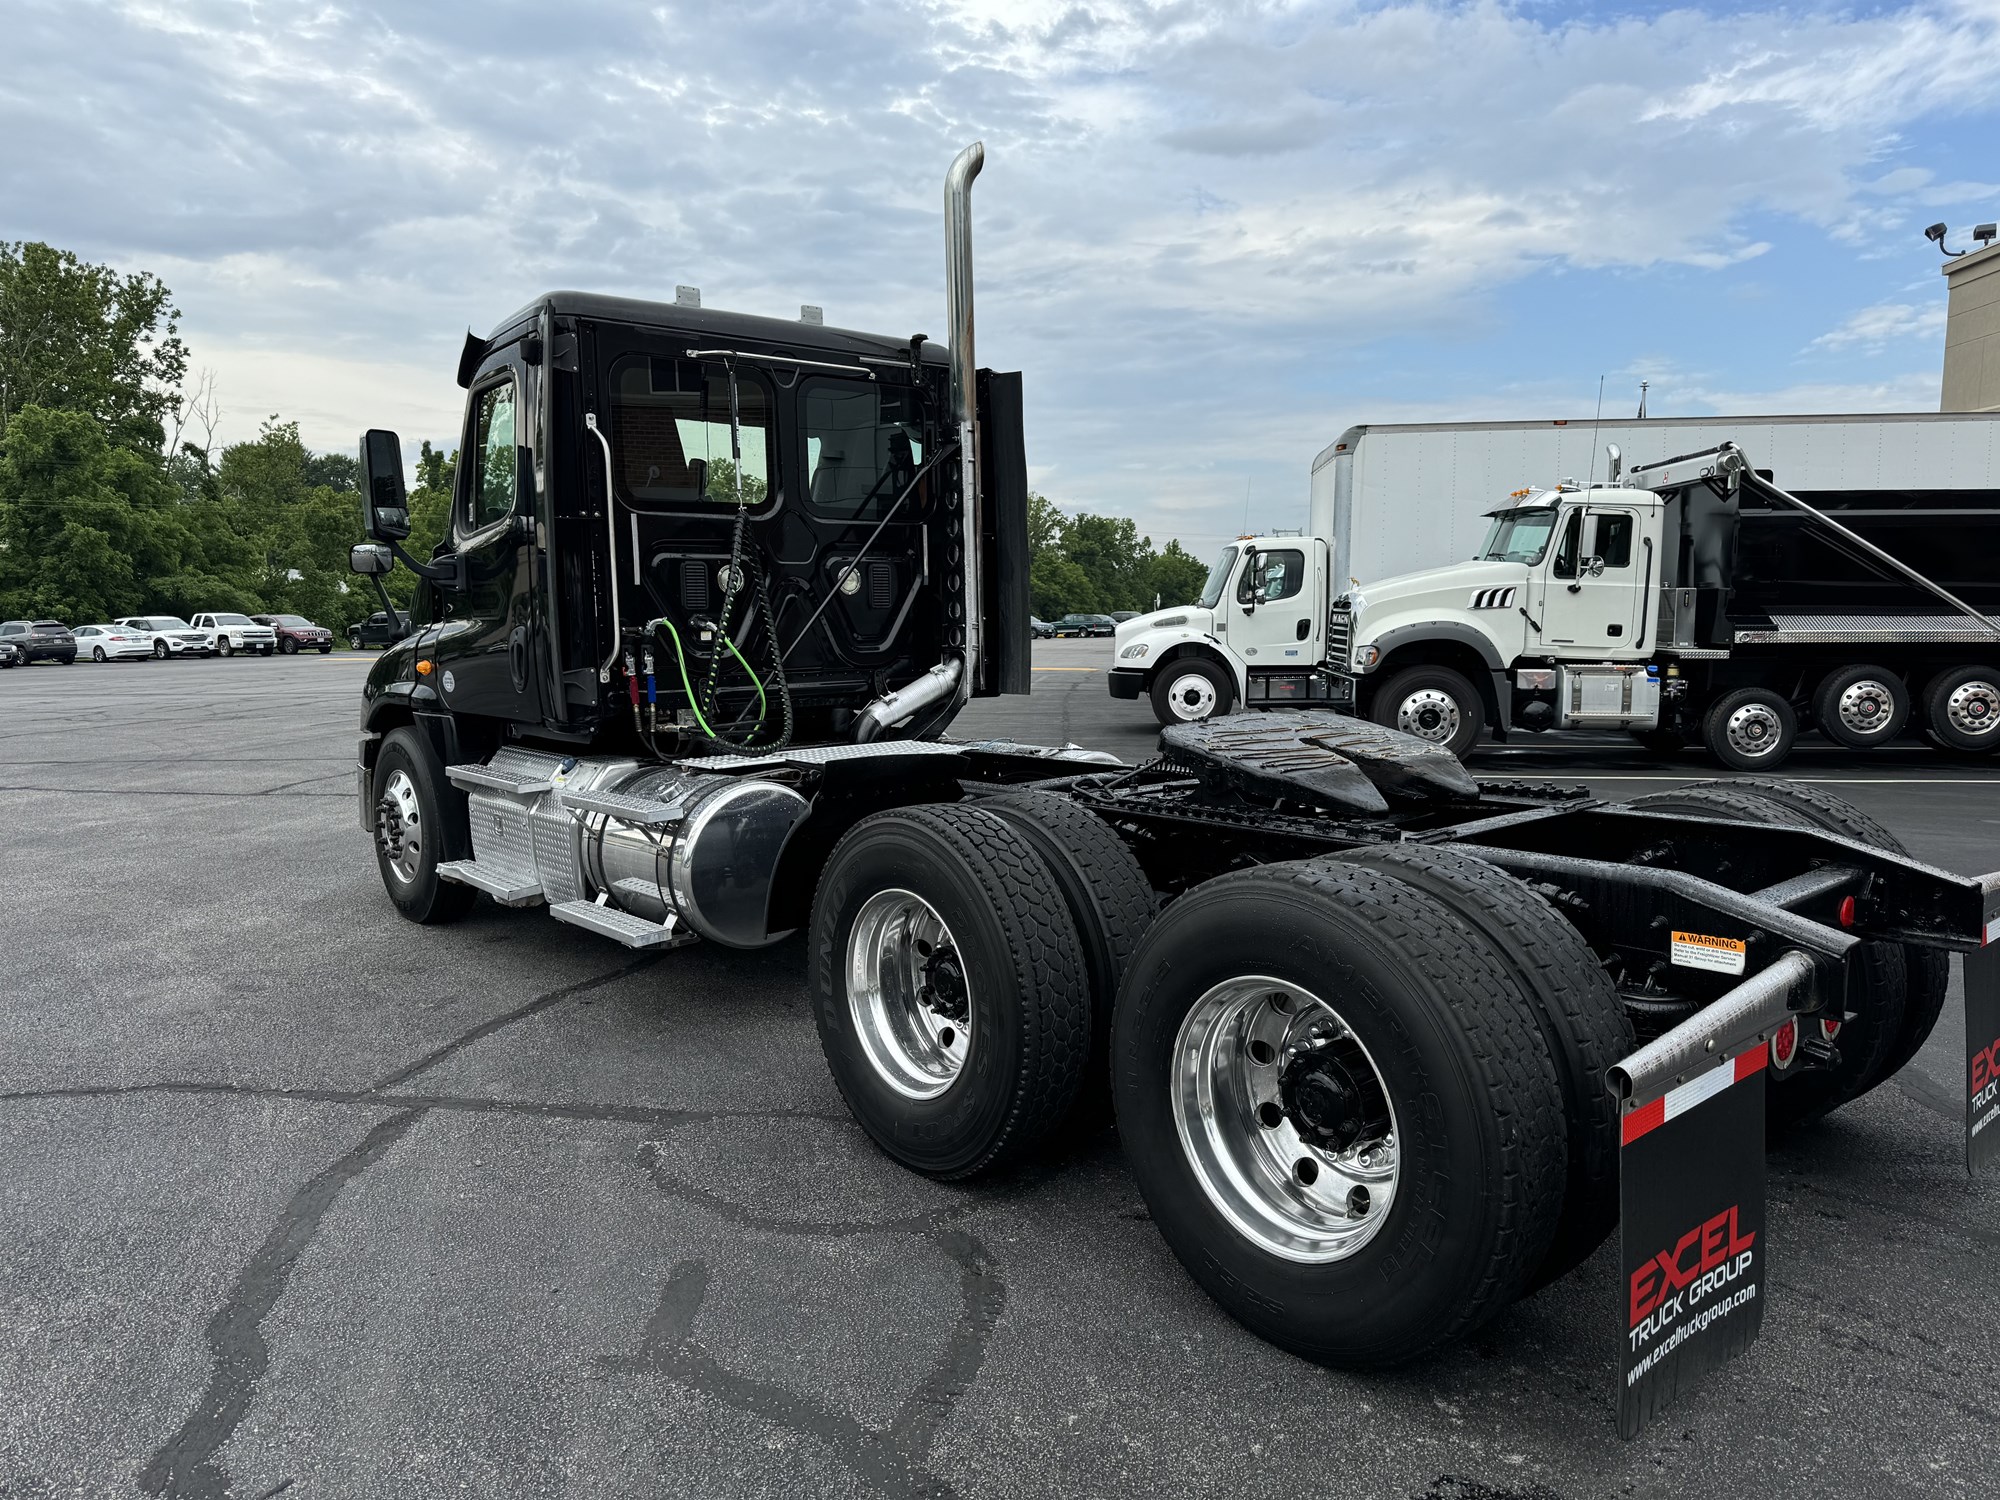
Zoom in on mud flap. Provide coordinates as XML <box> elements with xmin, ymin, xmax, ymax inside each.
<box><xmin>1616</xmin><ymin>1047</ymin><xmax>1769</xmax><ymax>1440</ymax></box>
<box><xmin>1969</xmin><ymin>944</ymin><xmax>2000</xmax><ymax>1174</ymax></box>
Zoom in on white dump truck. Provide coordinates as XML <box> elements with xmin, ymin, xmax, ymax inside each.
<box><xmin>1110</xmin><ymin>415</ymin><xmax>2000</xmax><ymax>768</ymax></box>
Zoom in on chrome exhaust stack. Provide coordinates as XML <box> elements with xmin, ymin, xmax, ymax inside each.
<box><xmin>945</xmin><ymin>141</ymin><xmax>984</xmax><ymax>700</ymax></box>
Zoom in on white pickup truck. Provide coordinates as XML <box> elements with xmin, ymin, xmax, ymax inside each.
<box><xmin>190</xmin><ymin>612</ymin><xmax>277</xmax><ymax>657</ymax></box>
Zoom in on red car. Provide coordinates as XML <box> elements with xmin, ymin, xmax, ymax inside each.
<box><xmin>252</xmin><ymin>614</ymin><xmax>335</xmax><ymax>654</ymax></box>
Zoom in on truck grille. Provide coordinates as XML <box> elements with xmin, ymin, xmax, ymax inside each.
<box><xmin>1324</xmin><ymin>606</ymin><xmax>1352</xmax><ymax>669</ymax></box>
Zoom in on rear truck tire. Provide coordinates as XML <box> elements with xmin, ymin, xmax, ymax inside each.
<box><xmin>1331</xmin><ymin>844</ymin><xmax>1634</xmax><ymax>1290</ymax></box>
<box><xmin>371</xmin><ymin>726</ymin><xmax>476</xmax><ymax>926</ymax></box>
<box><xmin>1368</xmin><ymin>665</ymin><xmax>1481</xmax><ymax>760</ymax></box>
<box><xmin>1626</xmin><ymin>781</ymin><xmax>1909</xmax><ymax>1131</ymax></box>
<box><xmin>1110</xmin><ymin>859</ymin><xmax>1566</xmax><ymax>1368</ymax></box>
<box><xmin>977</xmin><ymin>790</ymin><xmax>1157</xmax><ymax>1129</ymax></box>
<box><xmin>1921</xmin><ymin>664</ymin><xmax>2000</xmax><ymax>754</ymax></box>
<box><xmin>1813</xmin><ymin>664</ymin><xmax>1909</xmax><ymax>751</ymax></box>
<box><xmin>810</xmin><ymin>803</ymin><xmax>1091</xmax><ymax>1180</ymax></box>
<box><xmin>1701</xmin><ymin>685</ymin><xmax>1796</xmax><ymax>771</ymax></box>
<box><xmin>1151</xmin><ymin>658</ymin><xmax>1232</xmax><ymax>727</ymax></box>
<box><xmin>1700</xmin><ymin>776</ymin><xmax>1951</xmax><ymax>1085</ymax></box>
<box><xmin>349</xmin><ymin>630</ymin><xmax>363</xmax><ymax>650</ymax></box>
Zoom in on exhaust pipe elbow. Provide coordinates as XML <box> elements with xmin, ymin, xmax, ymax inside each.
<box><xmin>853</xmin><ymin>660</ymin><xmax>964</xmax><ymax>743</ymax></box>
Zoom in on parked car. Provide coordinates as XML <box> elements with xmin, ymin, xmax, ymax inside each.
<box><xmin>347</xmin><ymin>610</ymin><xmax>410</xmax><ymax>650</ymax></box>
<box><xmin>71</xmin><ymin>623</ymin><xmax>155</xmax><ymax>661</ymax></box>
<box><xmin>114</xmin><ymin>616</ymin><xmax>214</xmax><ymax>658</ymax></box>
<box><xmin>0</xmin><ymin>620</ymin><xmax>76</xmax><ymax>664</ymax></box>
<box><xmin>253</xmin><ymin>613</ymin><xmax>335</xmax><ymax>654</ymax></box>
<box><xmin>1110</xmin><ymin>611</ymin><xmax>1141</xmax><ymax>623</ymax></box>
<box><xmin>1051</xmin><ymin>613</ymin><xmax>1115</xmax><ymax>638</ymax></box>
<box><xmin>0</xmin><ymin>639</ymin><xmax>20</xmax><ymax>668</ymax></box>
<box><xmin>1029</xmin><ymin>616</ymin><xmax>1056</xmax><ymax>639</ymax></box>
<box><xmin>190</xmin><ymin>612</ymin><xmax>277</xmax><ymax>656</ymax></box>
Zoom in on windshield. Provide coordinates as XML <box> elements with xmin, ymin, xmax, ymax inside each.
<box><xmin>273</xmin><ymin>615</ymin><xmax>312</xmax><ymax>626</ymax></box>
<box><xmin>1477</xmin><ymin>509</ymin><xmax>1558</xmax><ymax>564</ymax></box>
<box><xmin>1197</xmin><ymin>546</ymin><xmax>1240</xmax><ymax>609</ymax></box>
<box><xmin>215</xmin><ymin>613</ymin><xmax>253</xmax><ymax>626</ymax></box>
<box><xmin>155</xmin><ymin>618</ymin><xmax>191</xmax><ymax>630</ymax></box>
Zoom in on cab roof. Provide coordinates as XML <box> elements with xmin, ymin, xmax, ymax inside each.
<box><xmin>489</xmin><ymin>291</ymin><xmax>952</xmax><ymax>368</ymax></box>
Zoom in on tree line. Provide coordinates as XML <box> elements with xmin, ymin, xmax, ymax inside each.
<box><xmin>0</xmin><ymin>239</ymin><xmax>1206</xmax><ymax>633</ymax></box>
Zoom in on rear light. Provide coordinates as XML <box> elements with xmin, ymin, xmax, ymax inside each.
<box><xmin>1820</xmin><ymin>1017</ymin><xmax>1842</xmax><ymax>1041</ymax></box>
<box><xmin>1837</xmin><ymin>895</ymin><xmax>1857</xmax><ymax>927</ymax></box>
<box><xmin>1771</xmin><ymin>1018</ymin><xmax>1798</xmax><ymax>1068</ymax></box>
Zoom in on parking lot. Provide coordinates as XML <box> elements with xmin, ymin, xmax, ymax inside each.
<box><xmin>3</xmin><ymin>639</ymin><xmax>1998</xmax><ymax>1499</ymax></box>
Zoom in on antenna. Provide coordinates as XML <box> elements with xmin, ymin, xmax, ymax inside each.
<box><xmin>1637</xmin><ymin>380</ymin><xmax>1649</xmax><ymax>420</ymax></box>
<box><xmin>1242</xmin><ymin>475</ymin><xmax>1252</xmax><ymax>536</ymax></box>
<box><xmin>1586</xmin><ymin>375</ymin><xmax>1605</xmax><ymax>487</ymax></box>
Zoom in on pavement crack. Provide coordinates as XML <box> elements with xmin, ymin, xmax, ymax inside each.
<box><xmin>636</xmin><ymin>1140</ymin><xmax>980</xmax><ymax>1238</ymax></box>
<box><xmin>888</xmin><ymin>1228</ymin><xmax>1005</xmax><ymax>1458</ymax></box>
<box><xmin>138</xmin><ymin>1107</ymin><xmax>427</xmax><ymax>1499</ymax></box>
<box><xmin>602</xmin><ymin>1259</ymin><xmax>960</xmax><ymax>1499</ymax></box>
<box><xmin>362</xmin><ymin>953</ymin><xmax>664</xmax><ymax>1093</ymax></box>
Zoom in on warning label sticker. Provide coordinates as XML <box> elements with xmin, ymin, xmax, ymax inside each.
<box><xmin>1671</xmin><ymin>931</ymin><xmax>1747</xmax><ymax>975</ymax></box>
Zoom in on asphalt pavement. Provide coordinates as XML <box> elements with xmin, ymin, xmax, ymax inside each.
<box><xmin>2</xmin><ymin>640</ymin><xmax>1997</xmax><ymax>1499</ymax></box>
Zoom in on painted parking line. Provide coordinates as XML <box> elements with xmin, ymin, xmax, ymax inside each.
<box><xmin>1479</xmin><ymin>773</ymin><xmax>2000</xmax><ymax>784</ymax></box>
<box><xmin>1033</xmin><ymin>666</ymin><xmax>1102</xmax><ymax>672</ymax></box>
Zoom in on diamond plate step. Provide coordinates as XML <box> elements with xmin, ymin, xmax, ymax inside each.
<box><xmin>436</xmin><ymin>859</ymin><xmax>543</xmax><ymax>905</ymax></box>
<box><xmin>612</xmin><ymin>876</ymin><xmax>668</xmax><ymax>904</ymax></box>
<box><xmin>556</xmin><ymin>787</ymin><xmax>688</xmax><ymax>825</ymax></box>
<box><xmin>448</xmin><ymin>762</ymin><xmax>555</xmax><ymax>796</ymax></box>
<box><xmin>548</xmin><ymin>898</ymin><xmax>693</xmax><ymax>948</ymax></box>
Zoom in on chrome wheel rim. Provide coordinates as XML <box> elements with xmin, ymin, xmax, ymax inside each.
<box><xmin>1724</xmin><ymin>702</ymin><xmax>1784</xmax><ymax>759</ymax></box>
<box><xmin>1165</xmin><ymin>671</ymin><xmax>1218</xmax><ymax>721</ymax></box>
<box><xmin>1945</xmin><ymin>680</ymin><xmax>2000</xmax><ymax>739</ymax></box>
<box><xmin>375</xmin><ymin>768</ymin><xmax>425</xmax><ymax>885</ymax></box>
<box><xmin>1395</xmin><ymin>688</ymin><xmax>1460</xmax><ymax>744</ymax></box>
<box><xmin>1836</xmin><ymin>680</ymin><xmax>1896</xmax><ymax>737</ymax></box>
<box><xmin>1170</xmin><ymin>976</ymin><xmax>1400</xmax><ymax>1263</ymax></box>
<box><xmin>846</xmin><ymin>889</ymin><xmax>971</xmax><ymax>1100</ymax></box>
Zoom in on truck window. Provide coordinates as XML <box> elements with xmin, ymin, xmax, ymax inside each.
<box><xmin>1476</xmin><ymin>508</ymin><xmax>1557</xmax><ymax>564</ymax></box>
<box><xmin>1551</xmin><ymin>511</ymin><xmax>1582</xmax><ymax>579</ymax></box>
<box><xmin>610</xmin><ymin>357</ymin><xmax>773</xmax><ymax>509</ymax></box>
<box><xmin>1593</xmin><ymin>512</ymin><xmax>1633</xmax><ymax>569</ymax></box>
<box><xmin>467</xmin><ymin>379</ymin><xmax>517</xmax><ymax>532</ymax></box>
<box><xmin>801</xmin><ymin>378</ymin><xmax>926</xmax><ymax>520</ymax></box>
<box><xmin>1197</xmin><ymin>546</ymin><xmax>1240</xmax><ymax>609</ymax></box>
<box><xmin>1238</xmin><ymin>549</ymin><xmax>1304</xmax><ymax>604</ymax></box>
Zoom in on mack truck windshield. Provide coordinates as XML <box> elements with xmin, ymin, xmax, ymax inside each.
<box><xmin>346</xmin><ymin>146</ymin><xmax>2000</xmax><ymax>1439</ymax></box>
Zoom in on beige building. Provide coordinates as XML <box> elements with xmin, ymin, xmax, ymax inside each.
<box><xmin>1942</xmin><ymin>239</ymin><xmax>2000</xmax><ymax>412</ymax></box>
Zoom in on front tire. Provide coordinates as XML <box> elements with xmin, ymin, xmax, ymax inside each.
<box><xmin>1701</xmin><ymin>686</ymin><xmax>1795</xmax><ymax>770</ymax></box>
<box><xmin>218</xmin><ymin>637</ymin><xmax>234</xmax><ymax>658</ymax></box>
<box><xmin>1150</xmin><ymin>658</ymin><xmax>1232</xmax><ymax>726</ymax></box>
<box><xmin>1368</xmin><ymin>664</ymin><xmax>1482</xmax><ymax>758</ymax></box>
<box><xmin>372</xmin><ymin>727</ymin><xmax>475</xmax><ymax>925</ymax></box>
<box><xmin>281</xmin><ymin>637</ymin><xmax>298</xmax><ymax>655</ymax></box>
<box><xmin>152</xmin><ymin>640</ymin><xmax>169</xmax><ymax>659</ymax></box>
<box><xmin>1112</xmin><ymin>859</ymin><xmax>1565</xmax><ymax>1367</ymax></box>
<box><xmin>810</xmin><ymin>804</ymin><xmax>1091</xmax><ymax>1179</ymax></box>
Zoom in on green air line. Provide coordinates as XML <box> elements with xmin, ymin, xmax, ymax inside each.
<box><xmin>724</xmin><ymin>637</ymin><xmax>768</xmax><ymax>724</ymax></box>
<box><xmin>656</xmin><ymin>619</ymin><xmax>720</xmax><ymax>741</ymax></box>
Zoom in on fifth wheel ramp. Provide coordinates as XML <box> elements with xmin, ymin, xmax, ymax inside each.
<box><xmin>1158</xmin><ymin>710</ymin><xmax>1481</xmax><ymax>814</ymax></box>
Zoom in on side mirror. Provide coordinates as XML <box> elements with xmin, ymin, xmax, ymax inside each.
<box><xmin>359</xmin><ymin>429</ymin><xmax>411</xmax><ymax>542</ymax></box>
<box><xmin>350</xmin><ymin>542</ymin><xmax>394</xmax><ymax>576</ymax></box>
<box><xmin>1585</xmin><ymin>556</ymin><xmax>1607</xmax><ymax>578</ymax></box>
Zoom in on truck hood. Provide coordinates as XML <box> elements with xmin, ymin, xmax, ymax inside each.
<box><xmin>1348</xmin><ymin>560</ymin><xmax>1528</xmax><ymax>630</ymax></box>
<box><xmin>1114</xmin><ymin>605</ymin><xmax>1216</xmax><ymax>652</ymax></box>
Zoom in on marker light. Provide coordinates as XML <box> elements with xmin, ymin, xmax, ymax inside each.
<box><xmin>1838</xmin><ymin>895</ymin><xmax>1857</xmax><ymax>928</ymax></box>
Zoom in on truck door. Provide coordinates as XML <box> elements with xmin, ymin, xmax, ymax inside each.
<box><xmin>1226</xmin><ymin>545</ymin><xmax>1315</xmax><ymax>671</ymax></box>
<box><xmin>1537</xmin><ymin>505</ymin><xmax>1645</xmax><ymax>655</ymax></box>
<box><xmin>434</xmin><ymin>360</ymin><xmax>546</xmax><ymax>723</ymax></box>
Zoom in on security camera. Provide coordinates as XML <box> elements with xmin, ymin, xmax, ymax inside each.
<box><xmin>1927</xmin><ymin>222</ymin><xmax>1967</xmax><ymax>257</ymax></box>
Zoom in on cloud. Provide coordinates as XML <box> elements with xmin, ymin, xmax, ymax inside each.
<box><xmin>3</xmin><ymin>0</ymin><xmax>1997</xmax><ymax>554</ymax></box>
<box><xmin>1808</xmin><ymin>300</ymin><xmax>1949</xmax><ymax>352</ymax></box>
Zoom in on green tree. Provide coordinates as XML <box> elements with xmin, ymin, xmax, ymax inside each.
<box><xmin>0</xmin><ymin>242</ymin><xmax>187</xmax><ymax>452</ymax></box>
<box><xmin>1146</xmin><ymin>539</ymin><xmax>1210</xmax><ymax>609</ymax></box>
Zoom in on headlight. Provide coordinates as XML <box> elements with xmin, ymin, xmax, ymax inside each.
<box><xmin>1354</xmin><ymin>643</ymin><xmax>1381</xmax><ymax>670</ymax></box>
<box><xmin>1119</xmin><ymin>643</ymin><xmax>1150</xmax><ymax>660</ymax></box>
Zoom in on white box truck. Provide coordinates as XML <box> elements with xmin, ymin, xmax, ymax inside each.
<box><xmin>1108</xmin><ymin>413</ymin><xmax>2000</xmax><ymax>769</ymax></box>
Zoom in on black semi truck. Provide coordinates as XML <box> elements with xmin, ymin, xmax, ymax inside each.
<box><xmin>348</xmin><ymin>146</ymin><xmax>2000</xmax><ymax>1436</ymax></box>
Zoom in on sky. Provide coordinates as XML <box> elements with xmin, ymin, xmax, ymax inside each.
<box><xmin>5</xmin><ymin>0</ymin><xmax>1998</xmax><ymax>555</ymax></box>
